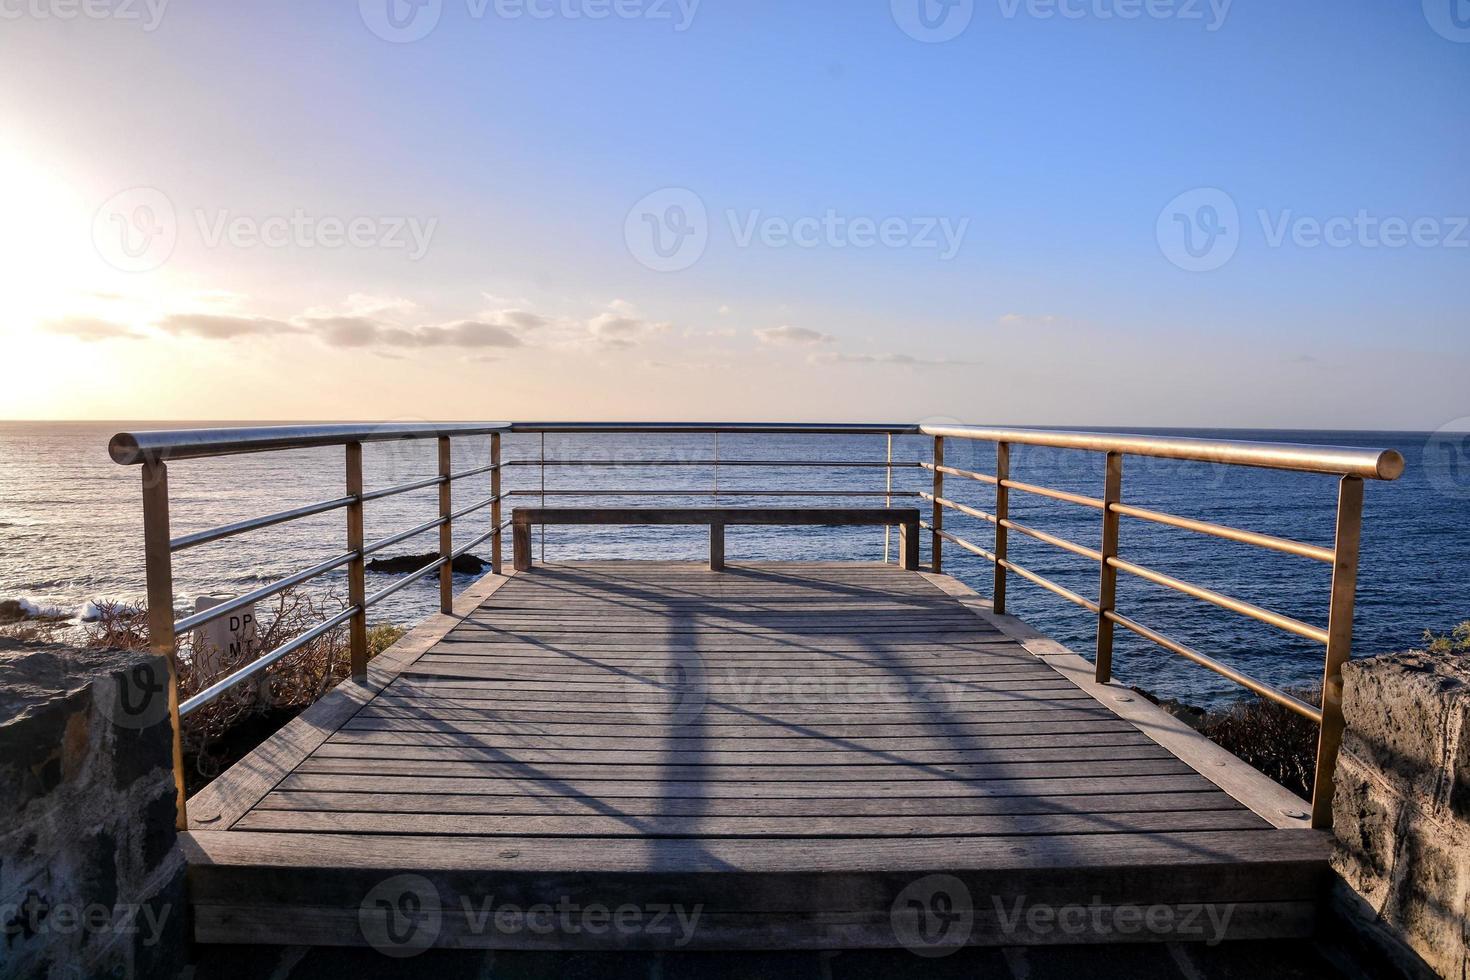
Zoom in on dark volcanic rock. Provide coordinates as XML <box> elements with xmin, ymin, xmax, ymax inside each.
<box><xmin>366</xmin><ymin>552</ymin><xmax>488</xmax><ymax>575</ymax></box>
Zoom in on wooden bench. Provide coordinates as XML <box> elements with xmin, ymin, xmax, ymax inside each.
<box><xmin>511</xmin><ymin>506</ymin><xmax>921</xmax><ymax>572</ymax></box>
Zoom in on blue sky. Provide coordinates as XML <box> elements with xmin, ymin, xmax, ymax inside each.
<box><xmin>0</xmin><ymin>0</ymin><xmax>1466</xmax><ymax>425</ymax></box>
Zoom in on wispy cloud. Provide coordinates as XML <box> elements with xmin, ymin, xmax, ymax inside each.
<box><xmin>755</xmin><ymin>325</ymin><xmax>834</xmax><ymax>346</ymax></box>
<box><xmin>808</xmin><ymin>351</ymin><xmax>973</xmax><ymax>367</ymax></box>
<box><xmin>43</xmin><ymin>316</ymin><xmax>142</xmax><ymax>341</ymax></box>
<box><xmin>156</xmin><ymin>314</ymin><xmax>300</xmax><ymax>339</ymax></box>
<box><xmin>303</xmin><ymin>316</ymin><xmax>522</xmax><ymax>349</ymax></box>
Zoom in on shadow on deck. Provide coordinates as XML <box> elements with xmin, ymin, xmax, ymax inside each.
<box><xmin>181</xmin><ymin>561</ymin><xmax>1328</xmax><ymax>953</ymax></box>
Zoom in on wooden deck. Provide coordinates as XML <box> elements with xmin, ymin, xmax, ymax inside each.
<box><xmin>182</xmin><ymin>561</ymin><xmax>1329</xmax><ymax>951</ymax></box>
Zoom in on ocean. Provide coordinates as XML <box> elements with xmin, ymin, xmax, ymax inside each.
<box><xmin>2</xmin><ymin>422</ymin><xmax>1465</xmax><ymax>709</ymax></box>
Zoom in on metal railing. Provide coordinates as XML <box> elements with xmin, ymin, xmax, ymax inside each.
<box><xmin>110</xmin><ymin>420</ymin><xmax>1403</xmax><ymax>832</ymax></box>
<box><xmin>110</xmin><ymin>423</ymin><xmax>512</xmax><ymax>828</ymax></box>
<box><xmin>913</xmin><ymin>424</ymin><xmax>1403</xmax><ymax>829</ymax></box>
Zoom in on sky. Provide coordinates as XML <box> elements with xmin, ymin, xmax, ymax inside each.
<box><xmin>0</xmin><ymin>0</ymin><xmax>1466</xmax><ymax>428</ymax></box>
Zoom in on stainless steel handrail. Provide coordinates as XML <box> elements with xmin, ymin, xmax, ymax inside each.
<box><xmin>110</xmin><ymin>422</ymin><xmax>511</xmax><ymax>463</ymax></box>
<box><xmin>918</xmin><ymin>424</ymin><xmax>1404</xmax><ymax>479</ymax></box>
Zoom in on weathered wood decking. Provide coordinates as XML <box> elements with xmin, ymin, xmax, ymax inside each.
<box><xmin>182</xmin><ymin>562</ymin><xmax>1328</xmax><ymax>950</ymax></box>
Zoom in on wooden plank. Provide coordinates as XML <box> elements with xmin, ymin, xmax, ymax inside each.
<box><xmin>254</xmin><ymin>789</ymin><xmax>1239</xmax><ymax>817</ymax></box>
<box><xmin>274</xmin><ymin>771</ymin><xmax>1232</xmax><ymax>800</ymax></box>
<box><xmin>230</xmin><ymin>807</ymin><xmax>1270</xmax><ymax>838</ymax></box>
<box><xmin>291</xmin><ymin>757</ymin><xmax>1193</xmax><ymax>781</ymax></box>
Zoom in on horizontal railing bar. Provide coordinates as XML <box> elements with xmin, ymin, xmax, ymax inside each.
<box><xmin>506</xmin><ymin>459</ymin><xmax>920</xmax><ymax>468</ymax></box>
<box><xmin>171</xmin><ymin>551</ymin><xmax>355</xmax><ymax>636</ymax></box>
<box><xmin>1108</xmin><ymin>556</ymin><xmax>1329</xmax><ymax>645</ymax></box>
<box><xmin>507</xmin><ymin>489</ymin><xmax>921</xmax><ymax>497</ymax></box>
<box><xmin>919</xmin><ymin>424</ymin><xmax>1404</xmax><ymax>480</ymax></box>
<box><xmin>169</xmin><ymin>495</ymin><xmax>355</xmax><ymax>552</ymax></box>
<box><xmin>1005</xmin><ymin>517</ymin><xmax>1103</xmax><ymax>563</ymax></box>
<box><xmin>178</xmin><ymin>605</ymin><xmax>358</xmax><ymax>717</ymax></box>
<box><xmin>450</xmin><ymin>493</ymin><xmax>503</xmax><ymax>522</ymax></box>
<box><xmin>364</xmin><ymin>555</ymin><xmax>449</xmax><ymax>608</ymax></box>
<box><xmin>110</xmin><ymin>423</ymin><xmax>511</xmax><ymax>465</ymax></box>
<box><xmin>1110</xmin><ymin>502</ymin><xmax>1335</xmax><ymax>563</ymax></box>
<box><xmin>451</xmin><ymin>525</ymin><xmax>498</xmax><ymax>560</ymax></box>
<box><xmin>509</xmin><ymin>422</ymin><xmax>922</xmax><ymax>435</ymax></box>
<box><xmin>360</xmin><ymin>474</ymin><xmax>445</xmax><ymax>502</ymax></box>
<box><xmin>1003</xmin><ymin>479</ymin><xmax>1106</xmax><ymax>510</ymax></box>
<box><xmin>919</xmin><ymin>492</ymin><xmax>998</xmax><ymax>524</ymax></box>
<box><xmin>1105</xmin><ymin>610</ymin><xmax>1324</xmax><ymax>722</ymax></box>
<box><xmin>923</xmin><ymin>522</ymin><xmax>995</xmax><ymax>562</ymax></box>
<box><xmin>919</xmin><ymin>461</ymin><xmax>999</xmax><ymax>486</ymax></box>
<box><xmin>923</xmin><ymin>523</ymin><xmax>1100</xmax><ymax>613</ymax></box>
<box><xmin>361</xmin><ymin>516</ymin><xmax>447</xmax><ymax>557</ymax></box>
<box><xmin>448</xmin><ymin>462</ymin><xmax>503</xmax><ymax>482</ymax></box>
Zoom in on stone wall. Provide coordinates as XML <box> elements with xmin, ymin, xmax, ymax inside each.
<box><xmin>1331</xmin><ymin>649</ymin><xmax>1470</xmax><ymax>980</ymax></box>
<box><xmin>1</xmin><ymin>640</ymin><xmax>187</xmax><ymax>980</ymax></box>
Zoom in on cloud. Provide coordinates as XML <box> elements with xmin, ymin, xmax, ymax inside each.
<box><xmin>755</xmin><ymin>325</ymin><xmax>835</xmax><ymax>346</ymax></box>
<box><xmin>587</xmin><ymin>309</ymin><xmax>670</xmax><ymax>346</ymax></box>
<box><xmin>498</xmin><ymin>310</ymin><xmax>550</xmax><ymax>330</ymax></box>
<box><xmin>304</xmin><ymin>316</ymin><xmax>522</xmax><ymax>349</ymax></box>
<box><xmin>999</xmin><ymin>313</ymin><xmax>1058</xmax><ymax>326</ymax></box>
<box><xmin>156</xmin><ymin>314</ymin><xmax>299</xmax><ymax>339</ymax></box>
<box><xmin>808</xmin><ymin>351</ymin><xmax>973</xmax><ymax>367</ymax></box>
<box><xmin>42</xmin><ymin>316</ymin><xmax>141</xmax><ymax>341</ymax></box>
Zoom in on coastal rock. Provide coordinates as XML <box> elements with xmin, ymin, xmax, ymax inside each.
<box><xmin>0</xmin><ymin>639</ymin><xmax>187</xmax><ymax>979</ymax></box>
<box><xmin>1330</xmin><ymin>649</ymin><xmax>1470</xmax><ymax>979</ymax></box>
<box><xmin>366</xmin><ymin>552</ymin><xmax>489</xmax><ymax>575</ymax></box>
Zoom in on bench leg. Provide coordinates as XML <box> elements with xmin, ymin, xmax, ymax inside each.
<box><xmin>709</xmin><ymin>524</ymin><xmax>725</xmax><ymax>571</ymax></box>
<box><xmin>900</xmin><ymin>520</ymin><xmax>920</xmax><ymax>571</ymax></box>
<box><xmin>513</xmin><ymin>521</ymin><xmax>532</xmax><ymax>572</ymax></box>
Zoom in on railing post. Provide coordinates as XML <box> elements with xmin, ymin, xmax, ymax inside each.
<box><xmin>141</xmin><ymin>460</ymin><xmax>187</xmax><ymax>831</ymax></box>
<box><xmin>884</xmin><ymin>433</ymin><xmax>893</xmax><ymax>564</ymax></box>
<box><xmin>438</xmin><ymin>436</ymin><xmax>453</xmax><ymax>614</ymax></box>
<box><xmin>709</xmin><ymin>523</ymin><xmax>725</xmax><ymax>571</ymax></box>
<box><xmin>994</xmin><ymin>442</ymin><xmax>1010</xmax><ymax>614</ymax></box>
<box><xmin>345</xmin><ymin>442</ymin><xmax>367</xmax><ymax>678</ymax></box>
<box><xmin>491</xmin><ymin>433</ymin><xmax>503</xmax><ymax>575</ymax></box>
<box><xmin>931</xmin><ymin>435</ymin><xmax>944</xmax><ymax>572</ymax></box>
<box><xmin>1095</xmin><ymin>451</ymin><xmax>1124</xmax><ymax>683</ymax></box>
<box><xmin>1311</xmin><ymin>475</ymin><xmax>1364</xmax><ymax>829</ymax></box>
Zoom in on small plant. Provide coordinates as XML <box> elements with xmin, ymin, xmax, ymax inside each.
<box><xmin>1197</xmin><ymin>688</ymin><xmax>1323</xmax><ymax>801</ymax></box>
<box><xmin>78</xmin><ymin>589</ymin><xmax>407</xmax><ymax>789</ymax></box>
